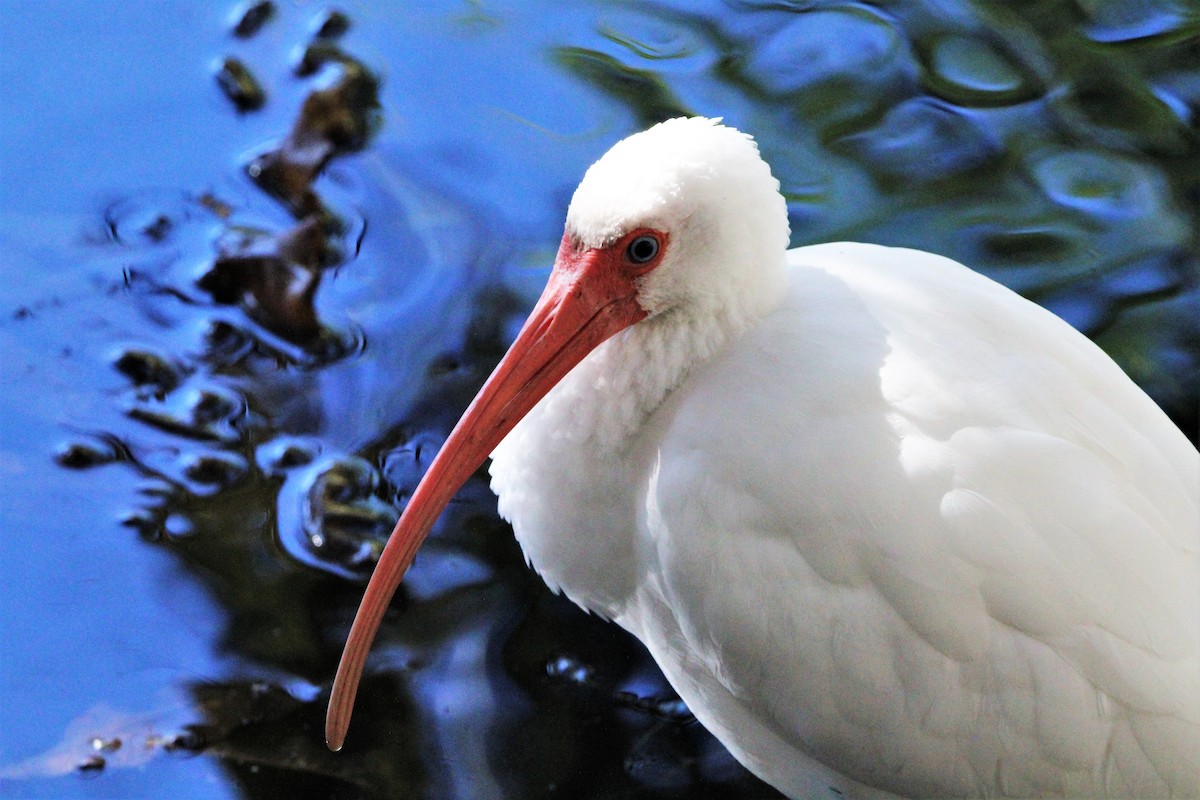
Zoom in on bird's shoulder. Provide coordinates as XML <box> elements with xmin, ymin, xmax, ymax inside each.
<box><xmin>637</xmin><ymin>241</ymin><xmax>1200</xmax><ymax>796</ymax></box>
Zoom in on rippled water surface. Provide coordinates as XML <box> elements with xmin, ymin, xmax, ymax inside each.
<box><xmin>1</xmin><ymin>2</ymin><xmax>1197</xmax><ymax>798</ymax></box>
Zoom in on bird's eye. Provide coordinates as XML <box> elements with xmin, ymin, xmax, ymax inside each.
<box><xmin>626</xmin><ymin>235</ymin><xmax>660</xmax><ymax>265</ymax></box>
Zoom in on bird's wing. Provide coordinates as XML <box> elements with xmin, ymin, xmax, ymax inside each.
<box><xmin>642</xmin><ymin>243</ymin><xmax>1200</xmax><ymax>798</ymax></box>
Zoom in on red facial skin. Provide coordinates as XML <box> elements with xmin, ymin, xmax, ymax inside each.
<box><xmin>325</xmin><ymin>228</ymin><xmax>667</xmax><ymax>751</ymax></box>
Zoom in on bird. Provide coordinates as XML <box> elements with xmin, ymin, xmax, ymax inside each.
<box><xmin>326</xmin><ymin>117</ymin><xmax>1200</xmax><ymax>798</ymax></box>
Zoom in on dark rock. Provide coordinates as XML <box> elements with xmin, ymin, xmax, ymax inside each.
<box><xmin>231</xmin><ymin>0</ymin><xmax>275</xmax><ymax>38</ymax></box>
<box><xmin>215</xmin><ymin>57</ymin><xmax>266</xmax><ymax>112</ymax></box>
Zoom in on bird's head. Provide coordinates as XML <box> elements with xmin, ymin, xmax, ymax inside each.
<box><xmin>563</xmin><ymin>115</ymin><xmax>789</xmax><ymax>322</ymax></box>
<box><xmin>325</xmin><ymin>117</ymin><xmax>788</xmax><ymax>751</ymax></box>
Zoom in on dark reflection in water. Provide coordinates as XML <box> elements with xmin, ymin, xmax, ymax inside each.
<box><xmin>0</xmin><ymin>2</ymin><xmax>1195</xmax><ymax>799</ymax></box>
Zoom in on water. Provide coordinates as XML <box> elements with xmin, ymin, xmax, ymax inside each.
<box><xmin>1</xmin><ymin>2</ymin><xmax>1196</xmax><ymax>798</ymax></box>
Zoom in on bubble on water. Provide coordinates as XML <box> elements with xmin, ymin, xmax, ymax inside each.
<box><xmin>740</xmin><ymin>4</ymin><xmax>915</xmax><ymax>131</ymax></box>
<box><xmin>744</xmin><ymin>7</ymin><xmax>911</xmax><ymax>94</ymax></box>
<box><xmin>55</xmin><ymin>436</ymin><xmax>124</xmax><ymax>470</ymax></box>
<box><xmin>189</xmin><ymin>385</ymin><xmax>238</xmax><ymax>424</ymax></box>
<box><xmin>1079</xmin><ymin>0</ymin><xmax>1191</xmax><ymax>43</ymax></box>
<box><xmin>111</xmin><ymin>347</ymin><xmax>182</xmax><ymax>391</ymax></box>
<box><xmin>199</xmin><ymin>314</ymin><xmax>363</xmax><ymax>372</ymax></box>
<box><xmin>840</xmin><ymin>98</ymin><xmax>999</xmax><ymax>183</ymax></box>
<box><xmin>1030</xmin><ymin>148</ymin><xmax>1166</xmax><ymax>221</ymax></box>
<box><xmin>599</xmin><ymin>21</ymin><xmax>694</xmax><ymax>62</ymax></box>
<box><xmin>256</xmin><ymin>436</ymin><xmax>322</xmax><ymax>476</ymax></box>
<box><xmin>126</xmin><ymin>379</ymin><xmax>247</xmax><ymax>443</ymax></box>
<box><xmin>922</xmin><ymin>34</ymin><xmax>1039</xmax><ymax>106</ymax></box>
<box><xmin>275</xmin><ymin>455</ymin><xmax>395</xmax><ymax>578</ymax></box>
<box><xmin>588</xmin><ymin>8</ymin><xmax>711</xmax><ymax>77</ymax></box>
<box><xmin>179</xmin><ymin>451</ymin><xmax>249</xmax><ymax>495</ymax></box>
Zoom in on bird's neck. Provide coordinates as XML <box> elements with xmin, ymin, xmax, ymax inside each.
<box><xmin>587</xmin><ymin>253</ymin><xmax>789</xmax><ymax>446</ymax></box>
<box><xmin>578</xmin><ymin>304</ymin><xmax>753</xmax><ymax>450</ymax></box>
<box><xmin>490</xmin><ymin>272</ymin><xmax>785</xmax><ymax>619</ymax></box>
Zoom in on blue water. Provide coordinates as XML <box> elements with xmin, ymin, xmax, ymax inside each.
<box><xmin>1</xmin><ymin>2</ymin><xmax>1196</xmax><ymax>798</ymax></box>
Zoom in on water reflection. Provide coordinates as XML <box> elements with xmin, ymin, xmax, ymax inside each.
<box><xmin>0</xmin><ymin>1</ymin><xmax>1195</xmax><ymax>799</ymax></box>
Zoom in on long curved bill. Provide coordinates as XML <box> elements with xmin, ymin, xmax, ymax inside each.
<box><xmin>325</xmin><ymin>235</ymin><xmax>646</xmax><ymax>751</ymax></box>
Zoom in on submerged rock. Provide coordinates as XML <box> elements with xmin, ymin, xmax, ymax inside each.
<box><xmin>215</xmin><ymin>57</ymin><xmax>266</xmax><ymax>112</ymax></box>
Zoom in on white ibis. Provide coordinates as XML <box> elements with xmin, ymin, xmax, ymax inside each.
<box><xmin>327</xmin><ymin>117</ymin><xmax>1200</xmax><ymax>798</ymax></box>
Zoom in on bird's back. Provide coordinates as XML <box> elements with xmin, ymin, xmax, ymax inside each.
<box><xmin>630</xmin><ymin>242</ymin><xmax>1199</xmax><ymax>798</ymax></box>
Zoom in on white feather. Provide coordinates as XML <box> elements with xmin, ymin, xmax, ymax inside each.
<box><xmin>489</xmin><ymin>119</ymin><xmax>1200</xmax><ymax>799</ymax></box>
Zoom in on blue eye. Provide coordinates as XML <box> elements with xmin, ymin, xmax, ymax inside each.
<box><xmin>626</xmin><ymin>235</ymin><xmax>659</xmax><ymax>264</ymax></box>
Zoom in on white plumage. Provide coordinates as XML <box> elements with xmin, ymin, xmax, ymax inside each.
<box><xmin>331</xmin><ymin>117</ymin><xmax>1200</xmax><ymax>799</ymax></box>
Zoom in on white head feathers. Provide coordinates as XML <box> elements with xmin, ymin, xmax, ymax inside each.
<box><xmin>565</xmin><ymin>117</ymin><xmax>790</xmax><ymax>322</ymax></box>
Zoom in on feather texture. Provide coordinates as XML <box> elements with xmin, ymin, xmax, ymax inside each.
<box><xmin>487</xmin><ymin>120</ymin><xmax>1200</xmax><ymax>798</ymax></box>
